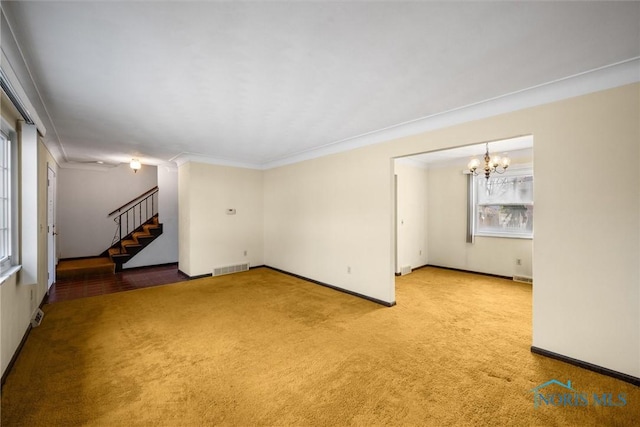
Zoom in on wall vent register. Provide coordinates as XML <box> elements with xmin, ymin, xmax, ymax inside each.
<box><xmin>213</xmin><ymin>262</ymin><xmax>250</xmax><ymax>277</ymax></box>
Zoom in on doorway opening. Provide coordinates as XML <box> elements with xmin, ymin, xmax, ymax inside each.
<box><xmin>393</xmin><ymin>135</ymin><xmax>533</xmax><ymax>279</ymax></box>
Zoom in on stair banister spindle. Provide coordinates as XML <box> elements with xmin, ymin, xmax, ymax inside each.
<box><xmin>106</xmin><ymin>187</ymin><xmax>161</xmax><ymax>271</ymax></box>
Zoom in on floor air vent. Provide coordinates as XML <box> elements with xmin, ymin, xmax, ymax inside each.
<box><xmin>31</xmin><ymin>308</ymin><xmax>44</xmax><ymax>327</ymax></box>
<box><xmin>213</xmin><ymin>262</ymin><xmax>250</xmax><ymax>277</ymax></box>
<box><xmin>513</xmin><ymin>275</ymin><xmax>533</xmax><ymax>284</ymax></box>
<box><xmin>400</xmin><ymin>265</ymin><xmax>412</xmax><ymax>276</ymax></box>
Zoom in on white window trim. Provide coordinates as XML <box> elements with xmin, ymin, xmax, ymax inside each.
<box><xmin>474</xmin><ymin>231</ymin><xmax>534</xmax><ymax>240</ymax></box>
<box><xmin>470</xmin><ymin>166</ymin><xmax>534</xmax><ymax>240</ymax></box>
<box><xmin>0</xmin><ymin>118</ymin><xmax>21</xmax><ymax>284</ymax></box>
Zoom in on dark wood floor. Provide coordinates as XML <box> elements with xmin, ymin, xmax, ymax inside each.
<box><xmin>47</xmin><ymin>263</ymin><xmax>189</xmax><ymax>303</ymax></box>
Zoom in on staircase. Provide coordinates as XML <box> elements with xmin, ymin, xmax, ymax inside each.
<box><xmin>55</xmin><ymin>187</ymin><xmax>163</xmax><ymax>279</ymax></box>
<box><xmin>101</xmin><ymin>187</ymin><xmax>163</xmax><ymax>271</ymax></box>
<box><xmin>103</xmin><ymin>214</ymin><xmax>163</xmax><ymax>271</ymax></box>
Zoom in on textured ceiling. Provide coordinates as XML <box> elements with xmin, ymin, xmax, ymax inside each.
<box><xmin>2</xmin><ymin>1</ymin><xmax>639</xmax><ymax>168</ymax></box>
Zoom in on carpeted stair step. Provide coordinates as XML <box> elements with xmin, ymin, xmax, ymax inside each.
<box><xmin>121</xmin><ymin>239</ymin><xmax>143</xmax><ymax>256</ymax></box>
<box><xmin>56</xmin><ymin>257</ymin><xmax>115</xmax><ymax>280</ymax></box>
<box><xmin>108</xmin><ymin>247</ymin><xmax>131</xmax><ymax>263</ymax></box>
<box><xmin>143</xmin><ymin>222</ymin><xmax>162</xmax><ymax>236</ymax></box>
<box><xmin>132</xmin><ymin>231</ymin><xmax>155</xmax><ymax>243</ymax></box>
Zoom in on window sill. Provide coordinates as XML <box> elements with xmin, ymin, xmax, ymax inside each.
<box><xmin>475</xmin><ymin>233</ymin><xmax>533</xmax><ymax>240</ymax></box>
<box><xmin>0</xmin><ymin>265</ymin><xmax>22</xmax><ymax>286</ymax></box>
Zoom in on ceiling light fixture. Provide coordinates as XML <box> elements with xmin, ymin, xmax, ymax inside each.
<box><xmin>130</xmin><ymin>159</ymin><xmax>141</xmax><ymax>173</ymax></box>
<box><xmin>468</xmin><ymin>143</ymin><xmax>511</xmax><ymax>179</ymax></box>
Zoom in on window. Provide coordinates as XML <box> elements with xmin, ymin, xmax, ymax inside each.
<box><xmin>472</xmin><ymin>169</ymin><xmax>533</xmax><ymax>238</ymax></box>
<box><xmin>0</xmin><ymin>131</ymin><xmax>13</xmax><ymax>273</ymax></box>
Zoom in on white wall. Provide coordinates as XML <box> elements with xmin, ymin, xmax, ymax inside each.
<box><xmin>19</xmin><ymin>124</ymin><xmax>38</xmax><ymax>285</ymax></box>
<box><xmin>0</xmin><ymin>274</ymin><xmax>31</xmax><ymax>375</ymax></box>
<box><xmin>263</xmin><ymin>83</ymin><xmax>639</xmax><ymax>377</ymax></box>
<box><xmin>1</xmin><ymin>136</ymin><xmax>57</xmax><ymax>377</ymax></box>
<box><xmin>125</xmin><ymin>164</ymin><xmax>179</xmax><ymax>268</ymax></box>
<box><xmin>178</xmin><ymin>162</ymin><xmax>263</xmax><ymax>277</ymax></box>
<box><xmin>394</xmin><ymin>159</ymin><xmax>428</xmax><ymax>273</ymax></box>
<box><xmin>426</xmin><ymin>163</ymin><xmax>533</xmax><ymax>278</ymax></box>
<box><xmin>531</xmin><ymin>85</ymin><xmax>639</xmax><ymax>377</ymax></box>
<box><xmin>264</xmin><ymin>150</ymin><xmax>396</xmax><ymax>304</ymax></box>
<box><xmin>178</xmin><ymin>163</ymin><xmax>192</xmax><ymax>274</ymax></box>
<box><xmin>57</xmin><ymin>164</ymin><xmax>157</xmax><ymax>258</ymax></box>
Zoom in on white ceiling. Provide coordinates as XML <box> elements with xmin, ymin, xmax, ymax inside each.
<box><xmin>2</xmin><ymin>1</ymin><xmax>639</xmax><ymax>169</ymax></box>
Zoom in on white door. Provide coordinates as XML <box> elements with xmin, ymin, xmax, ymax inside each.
<box><xmin>47</xmin><ymin>166</ymin><xmax>56</xmax><ymax>289</ymax></box>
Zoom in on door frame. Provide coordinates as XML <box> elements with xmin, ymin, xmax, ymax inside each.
<box><xmin>47</xmin><ymin>164</ymin><xmax>57</xmax><ymax>289</ymax></box>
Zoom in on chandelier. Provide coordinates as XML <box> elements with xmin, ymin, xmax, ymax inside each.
<box><xmin>468</xmin><ymin>143</ymin><xmax>511</xmax><ymax>179</ymax></box>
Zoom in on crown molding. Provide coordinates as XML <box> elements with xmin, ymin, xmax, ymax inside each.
<box><xmin>169</xmin><ymin>152</ymin><xmax>264</xmax><ymax>170</ymax></box>
<box><xmin>263</xmin><ymin>57</ymin><xmax>640</xmax><ymax>170</ymax></box>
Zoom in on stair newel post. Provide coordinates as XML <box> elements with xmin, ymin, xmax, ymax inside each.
<box><xmin>118</xmin><ymin>212</ymin><xmax>122</xmax><ymax>243</ymax></box>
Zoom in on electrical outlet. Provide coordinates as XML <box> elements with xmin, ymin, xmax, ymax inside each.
<box><xmin>347</xmin><ymin>266</ymin><xmax>351</xmax><ymax>274</ymax></box>
<box><xmin>243</xmin><ymin>250</ymin><xmax>247</xmax><ymax>256</ymax></box>
<box><xmin>419</xmin><ymin>250</ymin><xmax>422</xmax><ymax>256</ymax></box>
<box><xmin>516</xmin><ymin>258</ymin><xmax>522</xmax><ymax>266</ymax></box>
